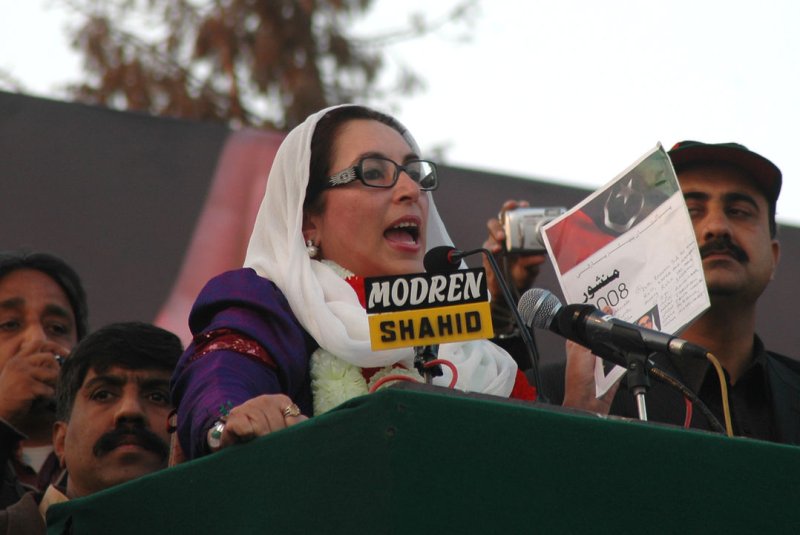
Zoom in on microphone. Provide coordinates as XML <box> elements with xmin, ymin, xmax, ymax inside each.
<box><xmin>423</xmin><ymin>245</ymin><xmax>466</xmax><ymax>272</ymax></box>
<box><xmin>424</xmin><ymin>246</ymin><xmax>547</xmax><ymax>401</ymax></box>
<box><xmin>517</xmin><ymin>288</ymin><xmax>709</xmax><ymax>366</ymax></box>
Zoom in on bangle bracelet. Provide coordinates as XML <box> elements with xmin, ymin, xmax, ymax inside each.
<box><xmin>207</xmin><ymin>419</ymin><xmax>226</xmax><ymax>451</ymax></box>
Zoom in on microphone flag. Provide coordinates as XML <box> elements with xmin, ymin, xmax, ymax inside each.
<box><xmin>364</xmin><ymin>268</ymin><xmax>494</xmax><ymax>350</ymax></box>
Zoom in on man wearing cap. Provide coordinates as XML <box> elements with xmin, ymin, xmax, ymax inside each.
<box><xmin>0</xmin><ymin>251</ymin><xmax>88</xmax><ymax>509</ymax></box>
<box><xmin>561</xmin><ymin>141</ymin><xmax>800</xmax><ymax>445</ymax></box>
<box><xmin>0</xmin><ymin>322</ymin><xmax>181</xmax><ymax>533</ymax></box>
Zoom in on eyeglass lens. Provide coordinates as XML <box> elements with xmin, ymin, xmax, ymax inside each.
<box><xmin>360</xmin><ymin>158</ymin><xmax>436</xmax><ymax>189</ymax></box>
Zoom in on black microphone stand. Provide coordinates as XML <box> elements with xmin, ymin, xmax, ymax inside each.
<box><xmin>456</xmin><ymin>248</ymin><xmax>546</xmax><ymax>402</ymax></box>
<box><xmin>595</xmin><ymin>324</ymin><xmax>654</xmax><ymax>420</ymax></box>
<box><xmin>414</xmin><ymin>345</ymin><xmax>442</xmax><ymax>384</ymax></box>
<box><xmin>620</xmin><ymin>350</ymin><xmax>652</xmax><ymax>421</ymax></box>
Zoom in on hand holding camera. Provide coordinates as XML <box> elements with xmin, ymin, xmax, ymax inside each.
<box><xmin>501</xmin><ymin>205</ymin><xmax>565</xmax><ymax>254</ymax></box>
<box><xmin>484</xmin><ymin>200</ymin><xmax>564</xmax><ymax>299</ymax></box>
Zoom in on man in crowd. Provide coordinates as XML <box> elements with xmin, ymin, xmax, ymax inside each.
<box><xmin>0</xmin><ymin>251</ymin><xmax>88</xmax><ymax>508</ymax></box>
<box><xmin>487</xmin><ymin>142</ymin><xmax>800</xmax><ymax>445</ymax></box>
<box><xmin>0</xmin><ymin>321</ymin><xmax>182</xmax><ymax>532</ymax></box>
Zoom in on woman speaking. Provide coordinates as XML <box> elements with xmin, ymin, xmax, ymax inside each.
<box><xmin>171</xmin><ymin>105</ymin><xmax>534</xmax><ymax>459</ymax></box>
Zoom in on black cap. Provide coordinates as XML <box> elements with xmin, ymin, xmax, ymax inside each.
<box><xmin>668</xmin><ymin>141</ymin><xmax>782</xmax><ymax>205</ymax></box>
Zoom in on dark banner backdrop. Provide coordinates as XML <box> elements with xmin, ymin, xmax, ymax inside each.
<box><xmin>1</xmin><ymin>90</ymin><xmax>796</xmax><ymax>364</ymax></box>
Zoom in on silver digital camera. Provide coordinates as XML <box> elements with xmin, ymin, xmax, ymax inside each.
<box><xmin>502</xmin><ymin>206</ymin><xmax>566</xmax><ymax>254</ymax></box>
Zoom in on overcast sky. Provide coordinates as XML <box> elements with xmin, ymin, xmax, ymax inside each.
<box><xmin>3</xmin><ymin>0</ymin><xmax>799</xmax><ymax>226</ymax></box>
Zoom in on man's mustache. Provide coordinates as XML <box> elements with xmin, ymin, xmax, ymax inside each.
<box><xmin>93</xmin><ymin>424</ymin><xmax>169</xmax><ymax>460</ymax></box>
<box><xmin>699</xmin><ymin>237</ymin><xmax>748</xmax><ymax>263</ymax></box>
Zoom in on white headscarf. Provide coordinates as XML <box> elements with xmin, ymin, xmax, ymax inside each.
<box><xmin>244</xmin><ymin>105</ymin><xmax>516</xmax><ymax>396</ymax></box>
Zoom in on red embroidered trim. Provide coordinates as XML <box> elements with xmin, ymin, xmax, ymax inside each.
<box><xmin>190</xmin><ymin>328</ymin><xmax>276</xmax><ymax>369</ymax></box>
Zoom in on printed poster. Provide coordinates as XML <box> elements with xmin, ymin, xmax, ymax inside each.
<box><xmin>542</xmin><ymin>143</ymin><xmax>710</xmax><ymax>396</ymax></box>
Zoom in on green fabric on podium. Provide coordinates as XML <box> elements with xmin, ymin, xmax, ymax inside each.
<box><xmin>47</xmin><ymin>387</ymin><xmax>800</xmax><ymax>534</ymax></box>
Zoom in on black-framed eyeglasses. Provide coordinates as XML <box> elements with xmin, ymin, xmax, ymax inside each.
<box><xmin>326</xmin><ymin>157</ymin><xmax>439</xmax><ymax>191</ymax></box>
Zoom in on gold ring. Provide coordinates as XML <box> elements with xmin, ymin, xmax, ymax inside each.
<box><xmin>281</xmin><ymin>403</ymin><xmax>301</xmax><ymax>418</ymax></box>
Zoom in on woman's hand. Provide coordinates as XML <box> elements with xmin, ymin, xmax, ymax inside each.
<box><xmin>210</xmin><ymin>394</ymin><xmax>307</xmax><ymax>451</ymax></box>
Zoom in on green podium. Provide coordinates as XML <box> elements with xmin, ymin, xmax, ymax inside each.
<box><xmin>48</xmin><ymin>386</ymin><xmax>800</xmax><ymax>534</ymax></box>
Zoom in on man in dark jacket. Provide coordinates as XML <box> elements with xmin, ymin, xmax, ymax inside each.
<box><xmin>0</xmin><ymin>251</ymin><xmax>88</xmax><ymax>509</ymax></box>
<box><xmin>558</xmin><ymin>141</ymin><xmax>800</xmax><ymax>445</ymax></box>
<box><xmin>0</xmin><ymin>321</ymin><xmax>181</xmax><ymax>533</ymax></box>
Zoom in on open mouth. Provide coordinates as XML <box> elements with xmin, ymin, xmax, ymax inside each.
<box><xmin>384</xmin><ymin>220</ymin><xmax>420</xmax><ymax>245</ymax></box>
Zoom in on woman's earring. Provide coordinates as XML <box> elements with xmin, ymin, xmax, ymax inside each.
<box><xmin>306</xmin><ymin>240</ymin><xmax>319</xmax><ymax>258</ymax></box>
